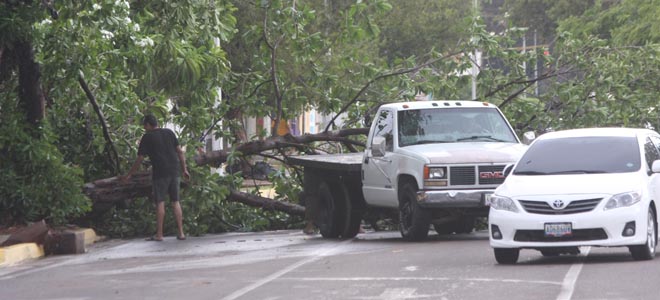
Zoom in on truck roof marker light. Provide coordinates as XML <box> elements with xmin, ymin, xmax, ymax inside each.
<box><xmin>432</xmin><ymin>103</ymin><xmax>438</xmax><ymax>107</ymax></box>
<box><xmin>482</xmin><ymin>102</ymin><xmax>489</xmax><ymax>106</ymax></box>
<box><xmin>443</xmin><ymin>102</ymin><xmax>450</xmax><ymax>106</ymax></box>
<box><xmin>455</xmin><ymin>102</ymin><xmax>462</xmax><ymax>106</ymax></box>
<box><xmin>402</xmin><ymin>104</ymin><xmax>409</xmax><ymax>109</ymax></box>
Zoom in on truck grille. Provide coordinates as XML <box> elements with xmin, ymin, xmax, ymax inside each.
<box><xmin>519</xmin><ymin>198</ymin><xmax>603</xmax><ymax>215</ymax></box>
<box><xmin>449</xmin><ymin>166</ymin><xmax>475</xmax><ymax>185</ymax></box>
<box><xmin>478</xmin><ymin>165</ymin><xmax>506</xmax><ymax>185</ymax></box>
<box><xmin>448</xmin><ymin>165</ymin><xmax>507</xmax><ymax>186</ymax></box>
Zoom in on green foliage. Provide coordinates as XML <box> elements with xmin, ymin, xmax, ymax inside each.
<box><xmin>0</xmin><ymin>95</ymin><xmax>91</xmax><ymax>225</ymax></box>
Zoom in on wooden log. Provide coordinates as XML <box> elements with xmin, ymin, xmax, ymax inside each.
<box><xmin>227</xmin><ymin>190</ymin><xmax>305</xmax><ymax>217</ymax></box>
<box><xmin>1</xmin><ymin>220</ymin><xmax>48</xmax><ymax>247</ymax></box>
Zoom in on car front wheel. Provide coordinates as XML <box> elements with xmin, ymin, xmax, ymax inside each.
<box><xmin>494</xmin><ymin>248</ymin><xmax>519</xmax><ymax>264</ymax></box>
<box><xmin>629</xmin><ymin>208</ymin><xmax>657</xmax><ymax>261</ymax></box>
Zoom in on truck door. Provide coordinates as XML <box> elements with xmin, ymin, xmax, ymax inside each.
<box><xmin>362</xmin><ymin>109</ymin><xmax>398</xmax><ymax>207</ymax></box>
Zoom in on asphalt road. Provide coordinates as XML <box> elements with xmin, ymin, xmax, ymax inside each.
<box><xmin>1</xmin><ymin>229</ymin><xmax>659</xmax><ymax>300</ymax></box>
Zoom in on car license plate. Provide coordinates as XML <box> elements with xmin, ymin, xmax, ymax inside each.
<box><xmin>484</xmin><ymin>193</ymin><xmax>493</xmax><ymax>206</ymax></box>
<box><xmin>544</xmin><ymin>223</ymin><xmax>572</xmax><ymax>237</ymax></box>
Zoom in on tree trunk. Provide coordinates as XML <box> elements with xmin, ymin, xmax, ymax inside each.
<box><xmin>83</xmin><ymin>172</ymin><xmax>305</xmax><ymax>216</ymax></box>
<box><xmin>16</xmin><ymin>40</ymin><xmax>45</xmax><ymax>125</ymax></box>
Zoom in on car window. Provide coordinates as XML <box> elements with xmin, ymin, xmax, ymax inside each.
<box><xmin>513</xmin><ymin>136</ymin><xmax>641</xmax><ymax>175</ymax></box>
<box><xmin>371</xmin><ymin>109</ymin><xmax>394</xmax><ymax>152</ymax></box>
<box><xmin>644</xmin><ymin>137</ymin><xmax>660</xmax><ymax>170</ymax></box>
<box><xmin>397</xmin><ymin>107</ymin><xmax>518</xmax><ymax>147</ymax></box>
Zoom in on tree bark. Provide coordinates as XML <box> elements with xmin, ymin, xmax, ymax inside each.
<box><xmin>16</xmin><ymin>40</ymin><xmax>45</xmax><ymax>125</ymax></box>
<box><xmin>195</xmin><ymin>127</ymin><xmax>368</xmax><ymax>167</ymax></box>
<box><xmin>83</xmin><ymin>172</ymin><xmax>305</xmax><ymax>216</ymax></box>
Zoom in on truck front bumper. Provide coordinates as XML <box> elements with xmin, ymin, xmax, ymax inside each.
<box><xmin>416</xmin><ymin>189</ymin><xmax>493</xmax><ymax>208</ymax></box>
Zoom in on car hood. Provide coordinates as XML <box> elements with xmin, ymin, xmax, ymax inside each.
<box><xmin>498</xmin><ymin>173</ymin><xmax>644</xmax><ymax>197</ymax></box>
<box><xmin>398</xmin><ymin>142</ymin><xmax>527</xmax><ymax>164</ymax></box>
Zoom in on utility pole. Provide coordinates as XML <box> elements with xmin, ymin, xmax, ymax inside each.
<box><xmin>471</xmin><ymin>0</ymin><xmax>478</xmax><ymax>100</ymax></box>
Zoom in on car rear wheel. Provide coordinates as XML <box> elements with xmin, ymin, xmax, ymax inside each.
<box><xmin>629</xmin><ymin>208</ymin><xmax>657</xmax><ymax>261</ymax></box>
<box><xmin>494</xmin><ymin>248</ymin><xmax>519</xmax><ymax>264</ymax></box>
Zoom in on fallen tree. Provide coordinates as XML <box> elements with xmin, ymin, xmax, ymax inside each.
<box><xmin>83</xmin><ymin>128</ymin><xmax>369</xmax><ymax>216</ymax></box>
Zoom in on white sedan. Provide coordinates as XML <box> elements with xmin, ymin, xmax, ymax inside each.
<box><xmin>488</xmin><ymin>128</ymin><xmax>660</xmax><ymax>264</ymax></box>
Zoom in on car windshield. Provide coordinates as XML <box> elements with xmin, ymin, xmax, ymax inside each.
<box><xmin>397</xmin><ymin>107</ymin><xmax>518</xmax><ymax>147</ymax></box>
<box><xmin>513</xmin><ymin>136</ymin><xmax>641</xmax><ymax>175</ymax></box>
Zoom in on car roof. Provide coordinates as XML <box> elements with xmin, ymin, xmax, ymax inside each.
<box><xmin>537</xmin><ymin>127</ymin><xmax>657</xmax><ymax>141</ymax></box>
<box><xmin>380</xmin><ymin>100</ymin><xmax>498</xmax><ymax>111</ymax></box>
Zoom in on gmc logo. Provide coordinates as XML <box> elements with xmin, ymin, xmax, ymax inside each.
<box><xmin>479</xmin><ymin>171</ymin><xmax>505</xmax><ymax>179</ymax></box>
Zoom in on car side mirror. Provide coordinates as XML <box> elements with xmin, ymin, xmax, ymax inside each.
<box><xmin>522</xmin><ymin>131</ymin><xmax>536</xmax><ymax>145</ymax></box>
<box><xmin>652</xmin><ymin>160</ymin><xmax>660</xmax><ymax>173</ymax></box>
<box><xmin>372</xmin><ymin>136</ymin><xmax>386</xmax><ymax>157</ymax></box>
<box><xmin>503</xmin><ymin>163</ymin><xmax>515</xmax><ymax>177</ymax></box>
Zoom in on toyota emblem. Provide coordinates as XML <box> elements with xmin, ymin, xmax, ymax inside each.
<box><xmin>552</xmin><ymin>199</ymin><xmax>565</xmax><ymax>209</ymax></box>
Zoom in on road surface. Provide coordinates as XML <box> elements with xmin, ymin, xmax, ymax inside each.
<box><xmin>1</xmin><ymin>230</ymin><xmax>659</xmax><ymax>300</ymax></box>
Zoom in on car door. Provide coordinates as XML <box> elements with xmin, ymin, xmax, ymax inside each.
<box><xmin>362</xmin><ymin>109</ymin><xmax>398</xmax><ymax>207</ymax></box>
<box><xmin>647</xmin><ymin>135</ymin><xmax>660</xmax><ymax>211</ymax></box>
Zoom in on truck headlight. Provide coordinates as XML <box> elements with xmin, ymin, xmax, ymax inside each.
<box><xmin>490</xmin><ymin>195</ymin><xmax>519</xmax><ymax>213</ymax></box>
<box><xmin>425</xmin><ymin>166</ymin><xmax>447</xmax><ymax>179</ymax></box>
<box><xmin>604</xmin><ymin>191</ymin><xmax>641</xmax><ymax>210</ymax></box>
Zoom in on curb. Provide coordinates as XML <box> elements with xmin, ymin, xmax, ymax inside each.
<box><xmin>0</xmin><ymin>243</ymin><xmax>44</xmax><ymax>267</ymax></box>
<box><xmin>0</xmin><ymin>228</ymin><xmax>97</xmax><ymax>268</ymax></box>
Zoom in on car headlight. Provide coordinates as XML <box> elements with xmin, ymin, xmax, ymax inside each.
<box><xmin>604</xmin><ymin>191</ymin><xmax>641</xmax><ymax>210</ymax></box>
<box><xmin>425</xmin><ymin>166</ymin><xmax>447</xmax><ymax>179</ymax></box>
<box><xmin>490</xmin><ymin>195</ymin><xmax>519</xmax><ymax>213</ymax></box>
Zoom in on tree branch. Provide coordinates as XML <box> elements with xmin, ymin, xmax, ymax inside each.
<box><xmin>78</xmin><ymin>73</ymin><xmax>121</xmax><ymax>174</ymax></box>
<box><xmin>323</xmin><ymin>51</ymin><xmax>463</xmax><ymax>132</ymax></box>
<box><xmin>195</xmin><ymin>127</ymin><xmax>369</xmax><ymax>167</ymax></box>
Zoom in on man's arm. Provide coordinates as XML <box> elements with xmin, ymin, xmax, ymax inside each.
<box><xmin>120</xmin><ymin>155</ymin><xmax>144</xmax><ymax>182</ymax></box>
<box><xmin>176</xmin><ymin>145</ymin><xmax>190</xmax><ymax>180</ymax></box>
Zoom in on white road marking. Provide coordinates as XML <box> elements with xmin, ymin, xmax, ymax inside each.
<box><xmin>556</xmin><ymin>246</ymin><xmax>591</xmax><ymax>300</ymax></box>
<box><xmin>404</xmin><ymin>266</ymin><xmax>418</xmax><ymax>272</ymax></box>
<box><xmin>220</xmin><ymin>239</ymin><xmax>353</xmax><ymax>300</ymax></box>
<box><xmin>282</xmin><ymin>276</ymin><xmax>561</xmax><ymax>286</ymax></box>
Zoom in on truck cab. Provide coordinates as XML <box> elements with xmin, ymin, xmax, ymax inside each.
<box><xmin>362</xmin><ymin>101</ymin><xmax>528</xmax><ymax>240</ymax></box>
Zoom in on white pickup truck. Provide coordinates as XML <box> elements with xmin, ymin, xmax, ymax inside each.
<box><xmin>289</xmin><ymin>100</ymin><xmax>530</xmax><ymax>241</ymax></box>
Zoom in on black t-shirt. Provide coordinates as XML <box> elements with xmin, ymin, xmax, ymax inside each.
<box><xmin>137</xmin><ymin>128</ymin><xmax>180</xmax><ymax>179</ymax></box>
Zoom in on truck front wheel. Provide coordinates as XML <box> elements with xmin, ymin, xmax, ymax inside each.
<box><xmin>399</xmin><ymin>182</ymin><xmax>431</xmax><ymax>241</ymax></box>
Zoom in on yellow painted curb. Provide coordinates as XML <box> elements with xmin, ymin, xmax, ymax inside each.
<box><xmin>0</xmin><ymin>243</ymin><xmax>44</xmax><ymax>268</ymax></box>
<box><xmin>70</xmin><ymin>228</ymin><xmax>98</xmax><ymax>247</ymax></box>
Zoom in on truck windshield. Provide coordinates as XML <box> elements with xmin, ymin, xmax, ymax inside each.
<box><xmin>513</xmin><ymin>136</ymin><xmax>641</xmax><ymax>175</ymax></box>
<box><xmin>397</xmin><ymin>107</ymin><xmax>518</xmax><ymax>147</ymax></box>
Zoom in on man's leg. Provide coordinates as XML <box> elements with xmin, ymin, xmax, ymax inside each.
<box><xmin>169</xmin><ymin>177</ymin><xmax>185</xmax><ymax>239</ymax></box>
<box><xmin>172</xmin><ymin>201</ymin><xmax>185</xmax><ymax>239</ymax></box>
<box><xmin>156</xmin><ymin>201</ymin><xmax>165</xmax><ymax>240</ymax></box>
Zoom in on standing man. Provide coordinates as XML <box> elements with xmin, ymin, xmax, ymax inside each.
<box><xmin>122</xmin><ymin>114</ymin><xmax>190</xmax><ymax>241</ymax></box>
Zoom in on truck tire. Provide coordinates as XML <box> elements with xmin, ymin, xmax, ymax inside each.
<box><xmin>318</xmin><ymin>179</ymin><xmax>361</xmax><ymax>239</ymax></box>
<box><xmin>398</xmin><ymin>181</ymin><xmax>431</xmax><ymax>241</ymax></box>
<box><xmin>340</xmin><ymin>181</ymin><xmax>363</xmax><ymax>239</ymax></box>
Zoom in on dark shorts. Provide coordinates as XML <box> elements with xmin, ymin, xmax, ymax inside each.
<box><xmin>152</xmin><ymin>176</ymin><xmax>181</xmax><ymax>203</ymax></box>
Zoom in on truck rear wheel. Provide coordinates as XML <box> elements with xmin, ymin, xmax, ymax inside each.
<box><xmin>317</xmin><ymin>180</ymin><xmax>361</xmax><ymax>239</ymax></box>
<box><xmin>399</xmin><ymin>181</ymin><xmax>430</xmax><ymax>241</ymax></box>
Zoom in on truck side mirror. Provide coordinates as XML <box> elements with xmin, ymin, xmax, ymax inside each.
<box><xmin>652</xmin><ymin>160</ymin><xmax>660</xmax><ymax>173</ymax></box>
<box><xmin>372</xmin><ymin>136</ymin><xmax>387</xmax><ymax>157</ymax></box>
<box><xmin>522</xmin><ymin>131</ymin><xmax>536</xmax><ymax>145</ymax></box>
